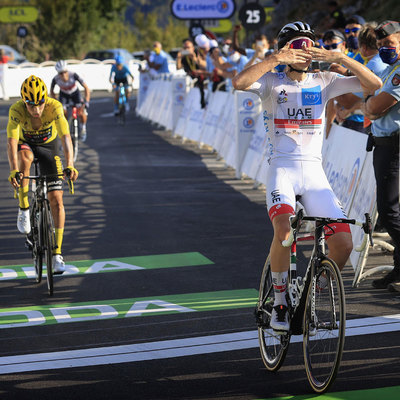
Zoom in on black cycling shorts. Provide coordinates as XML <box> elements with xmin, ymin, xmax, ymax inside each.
<box><xmin>18</xmin><ymin>139</ymin><xmax>64</xmax><ymax>192</ymax></box>
<box><xmin>59</xmin><ymin>89</ymin><xmax>83</xmax><ymax>107</ymax></box>
<box><xmin>114</xmin><ymin>77</ymin><xmax>128</xmax><ymax>86</ymax></box>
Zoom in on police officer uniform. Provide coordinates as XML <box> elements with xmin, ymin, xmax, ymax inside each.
<box><xmin>367</xmin><ymin>21</ymin><xmax>400</xmax><ymax>289</ymax></box>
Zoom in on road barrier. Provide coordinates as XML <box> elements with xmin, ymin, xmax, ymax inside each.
<box><xmin>136</xmin><ymin>73</ymin><xmax>392</xmax><ymax>287</ymax></box>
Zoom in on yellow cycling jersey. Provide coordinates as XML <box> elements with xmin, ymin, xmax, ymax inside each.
<box><xmin>7</xmin><ymin>97</ymin><xmax>70</xmax><ymax>145</ymax></box>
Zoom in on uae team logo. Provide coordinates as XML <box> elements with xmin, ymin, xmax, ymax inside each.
<box><xmin>243</xmin><ymin>98</ymin><xmax>254</xmax><ymax>110</ymax></box>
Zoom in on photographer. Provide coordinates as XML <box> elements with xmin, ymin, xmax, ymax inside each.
<box><xmin>176</xmin><ymin>38</ymin><xmax>207</xmax><ymax>108</ymax></box>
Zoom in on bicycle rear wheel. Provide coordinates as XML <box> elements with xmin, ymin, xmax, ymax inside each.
<box><xmin>303</xmin><ymin>258</ymin><xmax>346</xmax><ymax>393</ymax></box>
<box><xmin>42</xmin><ymin>201</ymin><xmax>55</xmax><ymax>296</ymax></box>
<box><xmin>257</xmin><ymin>256</ymin><xmax>290</xmax><ymax>371</ymax></box>
<box><xmin>118</xmin><ymin>103</ymin><xmax>125</xmax><ymax>125</ymax></box>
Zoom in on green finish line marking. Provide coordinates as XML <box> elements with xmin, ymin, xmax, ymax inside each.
<box><xmin>257</xmin><ymin>385</ymin><xmax>400</xmax><ymax>400</ymax></box>
<box><xmin>0</xmin><ymin>252</ymin><xmax>214</xmax><ymax>280</ymax></box>
<box><xmin>0</xmin><ymin>289</ymin><xmax>258</xmax><ymax>329</ymax></box>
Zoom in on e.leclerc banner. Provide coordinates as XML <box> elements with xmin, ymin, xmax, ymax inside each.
<box><xmin>171</xmin><ymin>0</ymin><xmax>236</xmax><ymax>20</ymax></box>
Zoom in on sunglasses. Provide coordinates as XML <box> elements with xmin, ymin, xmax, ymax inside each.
<box><xmin>323</xmin><ymin>41</ymin><xmax>343</xmax><ymax>50</ymax></box>
<box><xmin>25</xmin><ymin>99</ymin><xmax>45</xmax><ymax>106</ymax></box>
<box><xmin>345</xmin><ymin>27</ymin><xmax>360</xmax><ymax>34</ymax></box>
<box><xmin>288</xmin><ymin>37</ymin><xmax>315</xmax><ymax>49</ymax></box>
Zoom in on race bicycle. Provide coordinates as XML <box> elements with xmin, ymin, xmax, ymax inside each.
<box><xmin>255</xmin><ymin>208</ymin><xmax>373</xmax><ymax>393</ymax></box>
<box><xmin>66</xmin><ymin>102</ymin><xmax>88</xmax><ymax>162</ymax></box>
<box><xmin>115</xmin><ymin>83</ymin><xmax>128</xmax><ymax>126</ymax></box>
<box><xmin>22</xmin><ymin>160</ymin><xmax>74</xmax><ymax>296</ymax></box>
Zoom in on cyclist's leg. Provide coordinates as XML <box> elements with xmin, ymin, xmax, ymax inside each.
<box><xmin>58</xmin><ymin>92</ymin><xmax>69</xmax><ymax>118</ymax></box>
<box><xmin>266</xmin><ymin>161</ymin><xmax>298</xmax><ymax>331</ymax></box>
<box><xmin>301</xmin><ymin>162</ymin><xmax>352</xmax><ymax>271</ymax></box>
<box><xmin>72</xmin><ymin>89</ymin><xmax>87</xmax><ymax>125</ymax></box>
<box><xmin>16</xmin><ymin>143</ymin><xmax>34</xmax><ymax>233</ymax></box>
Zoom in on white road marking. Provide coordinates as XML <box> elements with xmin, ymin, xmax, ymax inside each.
<box><xmin>0</xmin><ymin>314</ymin><xmax>399</xmax><ymax>374</ymax></box>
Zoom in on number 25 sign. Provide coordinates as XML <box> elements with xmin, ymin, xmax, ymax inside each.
<box><xmin>238</xmin><ymin>1</ymin><xmax>266</xmax><ymax>30</ymax></box>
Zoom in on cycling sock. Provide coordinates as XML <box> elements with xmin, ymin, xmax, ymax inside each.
<box><xmin>272</xmin><ymin>271</ymin><xmax>288</xmax><ymax>306</ymax></box>
<box><xmin>18</xmin><ymin>184</ymin><xmax>29</xmax><ymax>209</ymax></box>
<box><xmin>54</xmin><ymin>228</ymin><xmax>64</xmax><ymax>255</ymax></box>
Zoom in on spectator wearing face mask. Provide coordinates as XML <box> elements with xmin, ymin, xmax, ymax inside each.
<box><xmin>146</xmin><ymin>41</ymin><xmax>170</xmax><ymax>74</ymax></box>
<box><xmin>361</xmin><ymin>21</ymin><xmax>400</xmax><ymax>292</ymax></box>
<box><xmin>345</xmin><ymin>15</ymin><xmax>367</xmax><ymax>63</ymax></box>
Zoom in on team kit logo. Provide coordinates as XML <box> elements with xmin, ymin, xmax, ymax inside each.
<box><xmin>392</xmin><ymin>74</ymin><xmax>400</xmax><ymax>86</ymax></box>
<box><xmin>277</xmin><ymin>89</ymin><xmax>288</xmax><ymax>104</ymax></box>
<box><xmin>301</xmin><ymin>85</ymin><xmax>322</xmax><ymax>105</ymax></box>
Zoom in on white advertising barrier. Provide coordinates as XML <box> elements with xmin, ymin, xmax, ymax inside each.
<box><xmin>213</xmin><ymin>92</ymin><xmax>234</xmax><ymax>153</ymax></box>
<box><xmin>174</xmin><ymin>87</ymin><xmax>199</xmax><ymax>138</ymax></box>
<box><xmin>241</xmin><ymin>113</ymin><xmax>270</xmax><ymax>182</ymax></box>
<box><xmin>2</xmin><ymin>59</ymin><xmax>142</xmax><ymax>99</ymax></box>
<box><xmin>232</xmin><ymin>91</ymin><xmax>262</xmax><ymax>177</ymax></box>
<box><xmin>148</xmin><ymin>78</ymin><xmax>171</xmax><ymax>126</ymax></box>
<box><xmin>199</xmin><ymin>90</ymin><xmax>227</xmax><ymax>147</ymax></box>
<box><xmin>181</xmin><ymin>88</ymin><xmax>205</xmax><ymax>143</ymax></box>
<box><xmin>136</xmin><ymin>79</ymin><xmax>158</xmax><ymax>120</ymax></box>
<box><xmin>171</xmin><ymin>75</ymin><xmax>189</xmax><ymax>131</ymax></box>
<box><xmin>137</xmin><ymin>71</ymin><xmax>151</xmax><ymax>111</ymax></box>
<box><xmin>323</xmin><ymin>124</ymin><xmax>369</xmax><ymax>216</ymax></box>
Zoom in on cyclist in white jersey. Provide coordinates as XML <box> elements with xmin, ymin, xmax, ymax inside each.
<box><xmin>232</xmin><ymin>21</ymin><xmax>382</xmax><ymax>332</ymax></box>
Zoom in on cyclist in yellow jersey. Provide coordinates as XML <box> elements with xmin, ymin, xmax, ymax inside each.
<box><xmin>7</xmin><ymin>75</ymin><xmax>78</xmax><ymax>274</ymax></box>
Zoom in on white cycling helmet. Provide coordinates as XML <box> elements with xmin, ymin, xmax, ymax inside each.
<box><xmin>55</xmin><ymin>60</ymin><xmax>67</xmax><ymax>73</ymax></box>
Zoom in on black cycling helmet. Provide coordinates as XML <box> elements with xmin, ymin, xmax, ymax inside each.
<box><xmin>277</xmin><ymin>21</ymin><xmax>316</xmax><ymax>49</ymax></box>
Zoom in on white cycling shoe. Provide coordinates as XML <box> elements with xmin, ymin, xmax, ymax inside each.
<box><xmin>17</xmin><ymin>208</ymin><xmax>31</xmax><ymax>234</ymax></box>
<box><xmin>270</xmin><ymin>304</ymin><xmax>290</xmax><ymax>333</ymax></box>
<box><xmin>52</xmin><ymin>254</ymin><xmax>66</xmax><ymax>275</ymax></box>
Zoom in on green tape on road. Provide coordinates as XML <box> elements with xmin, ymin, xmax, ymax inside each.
<box><xmin>0</xmin><ymin>252</ymin><xmax>214</xmax><ymax>280</ymax></box>
<box><xmin>0</xmin><ymin>289</ymin><xmax>258</xmax><ymax>329</ymax></box>
<box><xmin>258</xmin><ymin>385</ymin><xmax>400</xmax><ymax>400</ymax></box>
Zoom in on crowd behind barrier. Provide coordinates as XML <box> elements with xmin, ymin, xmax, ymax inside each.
<box><xmin>0</xmin><ymin>59</ymin><xmax>177</xmax><ymax>99</ymax></box>
<box><xmin>136</xmin><ymin>72</ymin><xmax>384</xmax><ymax>287</ymax></box>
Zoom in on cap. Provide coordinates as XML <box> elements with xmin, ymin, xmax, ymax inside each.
<box><xmin>195</xmin><ymin>34</ymin><xmax>210</xmax><ymax>49</ymax></box>
<box><xmin>346</xmin><ymin>15</ymin><xmax>366</xmax><ymax>26</ymax></box>
<box><xmin>375</xmin><ymin>20</ymin><xmax>400</xmax><ymax>40</ymax></box>
<box><xmin>323</xmin><ymin>29</ymin><xmax>345</xmax><ymax>42</ymax></box>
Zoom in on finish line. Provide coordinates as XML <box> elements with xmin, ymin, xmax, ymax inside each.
<box><xmin>0</xmin><ymin>313</ymin><xmax>400</xmax><ymax>375</ymax></box>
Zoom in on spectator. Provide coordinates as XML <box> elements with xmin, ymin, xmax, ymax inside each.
<box><xmin>0</xmin><ymin>48</ymin><xmax>13</xmax><ymax>100</ymax></box>
<box><xmin>176</xmin><ymin>38</ymin><xmax>207</xmax><ymax>108</ymax></box>
<box><xmin>336</xmin><ymin>24</ymin><xmax>387</xmax><ymax>133</ymax></box>
<box><xmin>145</xmin><ymin>42</ymin><xmax>170</xmax><ymax>74</ymax></box>
<box><xmin>345</xmin><ymin>15</ymin><xmax>366</xmax><ymax>59</ymax></box>
<box><xmin>361</xmin><ymin>20</ymin><xmax>400</xmax><ymax>291</ymax></box>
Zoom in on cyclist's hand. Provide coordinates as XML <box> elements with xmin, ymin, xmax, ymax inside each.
<box><xmin>64</xmin><ymin>166</ymin><xmax>79</xmax><ymax>181</ymax></box>
<box><xmin>8</xmin><ymin>170</ymin><xmax>22</xmax><ymax>188</ymax></box>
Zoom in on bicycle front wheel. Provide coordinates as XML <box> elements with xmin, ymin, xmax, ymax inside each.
<box><xmin>118</xmin><ymin>103</ymin><xmax>126</xmax><ymax>125</ymax></box>
<box><xmin>42</xmin><ymin>201</ymin><xmax>55</xmax><ymax>296</ymax></box>
<box><xmin>257</xmin><ymin>256</ymin><xmax>290</xmax><ymax>372</ymax></box>
<box><xmin>31</xmin><ymin>203</ymin><xmax>43</xmax><ymax>283</ymax></box>
<box><xmin>303</xmin><ymin>258</ymin><xmax>346</xmax><ymax>393</ymax></box>
<box><xmin>69</xmin><ymin>117</ymin><xmax>79</xmax><ymax>162</ymax></box>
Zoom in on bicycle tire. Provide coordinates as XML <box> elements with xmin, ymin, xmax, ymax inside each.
<box><xmin>303</xmin><ymin>258</ymin><xmax>346</xmax><ymax>393</ymax></box>
<box><xmin>42</xmin><ymin>201</ymin><xmax>55</xmax><ymax>296</ymax></box>
<box><xmin>257</xmin><ymin>256</ymin><xmax>291</xmax><ymax>372</ymax></box>
<box><xmin>69</xmin><ymin>116</ymin><xmax>79</xmax><ymax>162</ymax></box>
<box><xmin>118</xmin><ymin>103</ymin><xmax>125</xmax><ymax>125</ymax></box>
<box><xmin>31</xmin><ymin>202</ymin><xmax>43</xmax><ymax>283</ymax></box>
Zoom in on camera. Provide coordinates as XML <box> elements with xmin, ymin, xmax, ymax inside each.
<box><xmin>181</xmin><ymin>49</ymin><xmax>191</xmax><ymax>56</ymax></box>
<box><xmin>310</xmin><ymin>61</ymin><xmax>331</xmax><ymax>71</ymax></box>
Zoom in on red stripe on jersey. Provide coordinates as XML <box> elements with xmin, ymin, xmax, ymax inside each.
<box><xmin>274</xmin><ymin>118</ymin><xmax>322</xmax><ymax>125</ymax></box>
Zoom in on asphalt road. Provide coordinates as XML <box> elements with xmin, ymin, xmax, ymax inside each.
<box><xmin>0</xmin><ymin>92</ymin><xmax>399</xmax><ymax>400</ymax></box>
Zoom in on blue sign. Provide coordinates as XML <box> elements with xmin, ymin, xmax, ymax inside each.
<box><xmin>302</xmin><ymin>86</ymin><xmax>322</xmax><ymax>105</ymax></box>
<box><xmin>171</xmin><ymin>0</ymin><xmax>236</xmax><ymax>20</ymax></box>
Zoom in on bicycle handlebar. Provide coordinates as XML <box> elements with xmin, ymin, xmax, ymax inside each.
<box><xmin>21</xmin><ymin>173</ymin><xmax>74</xmax><ymax>195</ymax></box>
<box><xmin>282</xmin><ymin>210</ymin><xmax>373</xmax><ymax>248</ymax></box>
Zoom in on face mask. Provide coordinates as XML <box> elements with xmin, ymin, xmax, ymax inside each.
<box><xmin>346</xmin><ymin>35</ymin><xmax>359</xmax><ymax>50</ymax></box>
<box><xmin>275</xmin><ymin>64</ymin><xmax>286</xmax><ymax>73</ymax></box>
<box><xmin>256</xmin><ymin>40</ymin><xmax>264</xmax><ymax>47</ymax></box>
<box><xmin>379</xmin><ymin>47</ymin><xmax>399</xmax><ymax>64</ymax></box>
<box><xmin>229</xmin><ymin>52</ymin><xmax>240</xmax><ymax>63</ymax></box>
<box><xmin>222</xmin><ymin>44</ymin><xmax>230</xmax><ymax>55</ymax></box>
<box><xmin>154</xmin><ymin>47</ymin><xmax>161</xmax><ymax>55</ymax></box>
<box><xmin>331</xmin><ymin>48</ymin><xmax>342</xmax><ymax>53</ymax></box>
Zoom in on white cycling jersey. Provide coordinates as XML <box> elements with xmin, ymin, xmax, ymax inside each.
<box><xmin>249</xmin><ymin>71</ymin><xmax>362</xmax><ymax>161</ymax></box>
